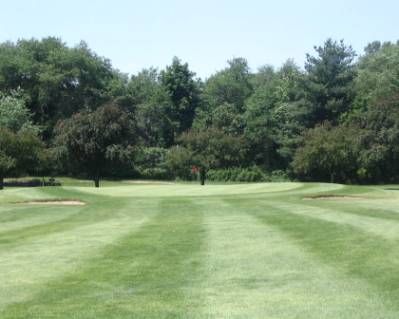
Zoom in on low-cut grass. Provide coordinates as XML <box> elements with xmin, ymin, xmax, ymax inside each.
<box><xmin>1</xmin><ymin>180</ymin><xmax>399</xmax><ymax>318</ymax></box>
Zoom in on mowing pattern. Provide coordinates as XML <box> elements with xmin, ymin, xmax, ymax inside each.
<box><xmin>1</xmin><ymin>183</ymin><xmax>399</xmax><ymax>318</ymax></box>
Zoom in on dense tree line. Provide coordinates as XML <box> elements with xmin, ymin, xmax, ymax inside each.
<box><xmin>1</xmin><ymin>37</ymin><xmax>399</xmax><ymax>186</ymax></box>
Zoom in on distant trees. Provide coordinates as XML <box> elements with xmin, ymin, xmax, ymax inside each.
<box><xmin>195</xmin><ymin>58</ymin><xmax>252</xmax><ymax>135</ymax></box>
<box><xmin>129</xmin><ymin>68</ymin><xmax>175</xmax><ymax>147</ymax></box>
<box><xmin>160</xmin><ymin>57</ymin><xmax>201</xmax><ymax>140</ymax></box>
<box><xmin>0</xmin><ymin>129</ymin><xmax>16</xmax><ymax>189</ymax></box>
<box><xmin>0</xmin><ymin>128</ymin><xmax>43</xmax><ymax>189</ymax></box>
<box><xmin>0</xmin><ymin>90</ymin><xmax>44</xmax><ymax>189</ymax></box>
<box><xmin>292</xmin><ymin>123</ymin><xmax>359</xmax><ymax>183</ymax></box>
<box><xmin>244</xmin><ymin>60</ymin><xmax>305</xmax><ymax>169</ymax></box>
<box><xmin>167</xmin><ymin>129</ymin><xmax>244</xmax><ymax>185</ymax></box>
<box><xmin>354</xmin><ymin>41</ymin><xmax>399</xmax><ymax>114</ymax></box>
<box><xmin>1</xmin><ymin>37</ymin><xmax>399</xmax><ymax>185</ymax></box>
<box><xmin>302</xmin><ymin>39</ymin><xmax>356</xmax><ymax>126</ymax></box>
<box><xmin>204</xmin><ymin>58</ymin><xmax>252</xmax><ymax>110</ymax></box>
<box><xmin>0</xmin><ymin>38</ymin><xmax>117</xmax><ymax>137</ymax></box>
<box><xmin>354</xmin><ymin>95</ymin><xmax>399</xmax><ymax>182</ymax></box>
<box><xmin>55</xmin><ymin>103</ymin><xmax>137</xmax><ymax>187</ymax></box>
<box><xmin>0</xmin><ymin>91</ymin><xmax>40</xmax><ymax>133</ymax></box>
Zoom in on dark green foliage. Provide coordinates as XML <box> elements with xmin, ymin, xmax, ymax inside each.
<box><xmin>1</xmin><ymin>37</ymin><xmax>399</xmax><ymax>184</ymax></box>
<box><xmin>0</xmin><ymin>129</ymin><xmax>16</xmax><ymax>189</ymax></box>
<box><xmin>0</xmin><ymin>38</ymin><xmax>117</xmax><ymax>137</ymax></box>
<box><xmin>167</xmin><ymin>129</ymin><xmax>245</xmax><ymax>184</ymax></box>
<box><xmin>55</xmin><ymin>103</ymin><xmax>137</xmax><ymax>187</ymax></box>
<box><xmin>302</xmin><ymin>39</ymin><xmax>356</xmax><ymax>125</ymax></box>
<box><xmin>0</xmin><ymin>90</ymin><xmax>40</xmax><ymax>134</ymax></box>
<box><xmin>207</xmin><ymin>167</ymin><xmax>290</xmax><ymax>183</ymax></box>
<box><xmin>129</xmin><ymin>69</ymin><xmax>176</xmax><ymax>147</ymax></box>
<box><xmin>244</xmin><ymin>60</ymin><xmax>305</xmax><ymax>168</ymax></box>
<box><xmin>291</xmin><ymin>123</ymin><xmax>359</xmax><ymax>183</ymax></box>
<box><xmin>0</xmin><ymin>128</ymin><xmax>43</xmax><ymax>189</ymax></box>
<box><xmin>352</xmin><ymin>42</ymin><xmax>399</xmax><ymax>115</ymax></box>
<box><xmin>161</xmin><ymin>57</ymin><xmax>201</xmax><ymax>139</ymax></box>
<box><xmin>203</xmin><ymin>58</ymin><xmax>253</xmax><ymax>113</ymax></box>
<box><xmin>135</xmin><ymin>147</ymin><xmax>170</xmax><ymax>180</ymax></box>
<box><xmin>207</xmin><ymin>167</ymin><xmax>267</xmax><ymax>182</ymax></box>
<box><xmin>354</xmin><ymin>95</ymin><xmax>399</xmax><ymax>183</ymax></box>
<box><xmin>165</xmin><ymin>146</ymin><xmax>194</xmax><ymax>181</ymax></box>
<box><xmin>194</xmin><ymin>58</ymin><xmax>252</xmax><ymax>135</ymax></box>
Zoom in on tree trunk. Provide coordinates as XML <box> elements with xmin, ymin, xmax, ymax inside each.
<box><xmin>200</xmin><ymin>170</ymin><xmax>206</xmax><ymax>186</ymax></box>
<box><xmin>0</xmin><ymin>176</ymin><xmax>3</xmax><ymax>190</ymax></box>
<box><xmin>94</xmin><ymin>174</ymin><xmax>100</xmax><ymax>188</ymax></box>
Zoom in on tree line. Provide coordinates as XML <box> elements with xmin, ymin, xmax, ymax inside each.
<box><xmin>1</xmin><ymin>37</ymin><xmax>399</xmax><ymax>187</ymax></box>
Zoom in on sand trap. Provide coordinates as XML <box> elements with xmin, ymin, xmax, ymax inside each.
<box><xmin>303</xmin><ymin>195</ymin><xmax>366</xmax><ymax>201</ymax></box>
<box><xmin>18</xmin><ymin>200</ymin><xmax>86</xmax><ymax>206</ymax></box>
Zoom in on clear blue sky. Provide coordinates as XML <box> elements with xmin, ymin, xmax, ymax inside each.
<box><xmin>1</xmin><ymin>0</ymin><xmax>398</xmax><ymax>78</ymax></box>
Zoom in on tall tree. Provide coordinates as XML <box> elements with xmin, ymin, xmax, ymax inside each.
<box><xmin>353</xmin><ymin>94</ymin><xmax>399</xmax><ymax>183</ymax></box>
<box><xmin>303</xmin><ymin>39</ymin><xmax>356</xmax><ymax>125</ymax></box>
<box><xmin>55</xmin><ymin>103</ymin><xmax>137</xmax><ymax>187</ymax></box>
<box><xmin>354</xmin><ymin>41</ymin><xmax>399</xmax><ymax>114</ymax></box>
<box><xmin>160</xmin><ymin>57</ymin><xmax>200</xmax><ymax>139</ymax></box>
<box><xmin>0</xmin><ymin>38</ymin><xmax>117</xmax><ymax>137</ymax></box>
<box><xmin>244</xmin><ymin>61</ymin><xmax>305</xmax><ymax>168</ymax></box>
<box><xmin>203</xmin><ymin>58</ymin><xmax>253</xmax><ymax>112</ymax></box>
<box><xmin>195</xmin><ymin>58</ymin><xmax>253</xmax><ymax>134</ymax></box>
<box><xmin>129</xmin><ymin>69</ymin><xmax>175</xmax><ymax>147</ymax></box>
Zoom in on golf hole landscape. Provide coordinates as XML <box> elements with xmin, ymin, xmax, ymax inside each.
<box><xmin>2</xmin><ymin>180</ymin><xmax>399</xmax><ymax>318</ymax></box>
<box><xmin>1</xmin><ymin>3</ymin><xmax>399</xmax><ymax>317</ymax></box>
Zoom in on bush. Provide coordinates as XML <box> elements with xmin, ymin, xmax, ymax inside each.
<box><xmin>135</xmin><ymin>147</ymin><xmax>171</xmax><ymax>180</ymax></box>
<box><xmin>4</xmin><ymin>178</ymin><xmax>61</xmax><ymax>187</ymax></box>
<box><xmin>207</xmin><ymin>167</ymin><xmax>291</xmax><ymax>183</ymax></box>
<box><xmin>138</xmin><ymin>168</ymin><xmax>171</xmax><ymax>180</ymax></box>
<box><xmin>207</xmin><ymin>167</ymin><xmax>267</xmax><ymax>182</ymax></box>
<box><xmin>270</xmin><ymin>170</ymin><xmax>290</xmax><ymax>182</ymax></box>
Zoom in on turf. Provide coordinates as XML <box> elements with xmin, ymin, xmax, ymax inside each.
<box><xmin>1</xmin><ymin>181</ymin><xmax>399</xmax><ymax>318</ymax></box>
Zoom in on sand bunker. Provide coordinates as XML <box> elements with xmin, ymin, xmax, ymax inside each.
<box><xmin>303</xmin><ymin>195</ymin><xmax>366</xmax><ymax>201</ymax></box>
<box><xmin>18</xmin><ymin>200</ymin><xmax>86</xmax><ymax>206</ymax></box>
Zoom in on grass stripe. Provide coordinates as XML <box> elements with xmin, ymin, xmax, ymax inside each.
<box><xmin>190</xmin><ymin>198</ymin><xmax>397</xmax><ymax>318</ymax></box>
<box><xmin>303</xmin><ymin>199</ymin><xmax>399</xmax><ymax>221</ymax></box>
<box><xmin>0</xmin><ymin>207</ymin><xmax>79</xmax><ymax>233</ymax></box>
<box><xmin>0</xmin><ymin>197</ymin><xmax>206</xmax><ymax>319</ymax></box>
<box><xmin>265</xmin><ymin>200</ymin><xmax>399</xmax><ymax>240</ymax></box>
<box><xmin>0</xmin><ymin>198</ymin><xmax>157</xmax><ymax>311</ymax></box>
<box><xmin>0</xmin><ymin>200</ymin><xmax>125</xmax><ymax>248</ymax></box>
<box><xmin>231</xmin><ymin>198</ymin><xmax>399</xmax><ymax>310</ymax></box>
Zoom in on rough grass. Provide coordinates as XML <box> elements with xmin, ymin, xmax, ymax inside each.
<box><xmin>1</xmin><ymin>181</ymin><xmax>399</xmax><ymax>318</ymax></box>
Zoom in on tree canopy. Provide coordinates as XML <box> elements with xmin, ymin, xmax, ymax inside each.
<box><xmin>1</xmin><ymin>37</ymin><xmax>399</xmax><ymax>186</ymax></box>
<box><xmin>55</xmin><ymin>103</ymin><xmax>137</xmax><ymax>187</ymax></box>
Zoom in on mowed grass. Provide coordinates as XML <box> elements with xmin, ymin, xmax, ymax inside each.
<box><xmin>2</xmin><ymin>181</ymin><xmax>399</xmax><ymax>318</ymax></box>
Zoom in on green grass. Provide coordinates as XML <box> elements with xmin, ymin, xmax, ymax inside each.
<box><xmin>2</xmin><ymin>181</ymin><xmax>399</xmax><ymax>318</ymax></box>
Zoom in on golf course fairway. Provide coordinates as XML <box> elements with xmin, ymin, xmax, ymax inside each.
<box><xmin>1</xmin><ymin>181</ymin><xmax>399</xmax><ymax>318</ymax></box>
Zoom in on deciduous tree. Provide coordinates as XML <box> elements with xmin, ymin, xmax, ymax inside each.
<box><xmin>55</xmin><ymin>103</ymin><xmax>137</xmax><ymax>187</ymax></box>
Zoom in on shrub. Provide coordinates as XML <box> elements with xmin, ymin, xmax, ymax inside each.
<box><xmin>207</xmin><ymin>167</ymin><xmax>267</xmax><ymax>182</ymax></box>
<box><xmin>270</xmin><ymin>170</ymin><xmax>290</xmax><ymax>182</ymax></box>
<box><xmin>4</xmin><ymin>178</ymin><xmax>61</xmax><ymax>187</ymax></box>
<box><xmin>139</xmin><ymin>168</ymin><xmax>171</xmax><ymax>180</ymax></box>
<box><xmin>135</xmin><ymin>147</ymin><xmax>172</xmax><ymax>180</ymax></box>
<box><xmin>207</xmin><ymin>167</ymin><xmax>291</xmax><ymax>183</ymax></box>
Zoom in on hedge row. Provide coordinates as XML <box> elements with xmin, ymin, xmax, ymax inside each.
<box><xmin>207</xmin><ymin>168</ymin><xmax>290</xmax><ymax>183</ymax></box>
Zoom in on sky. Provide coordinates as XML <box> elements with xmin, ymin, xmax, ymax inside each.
<box><xmin>0</xmin><ymin>0</ymin><xmax>398</xmax><ymax>78</ymax></box>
